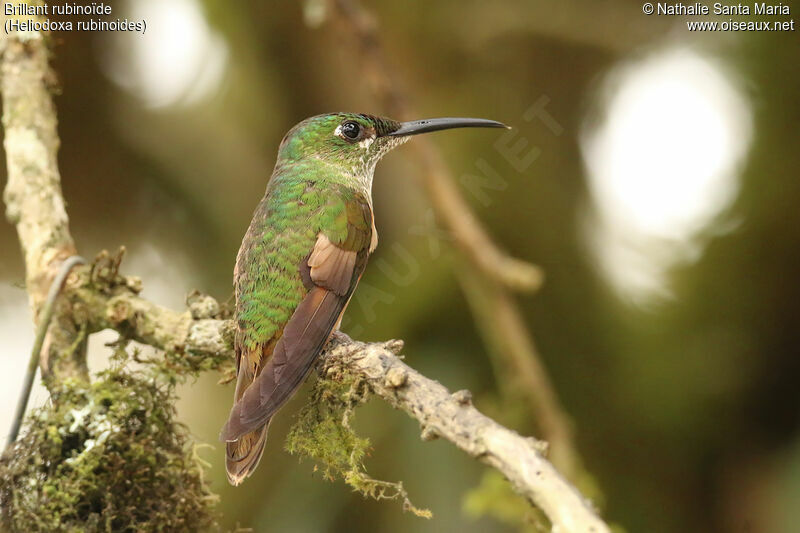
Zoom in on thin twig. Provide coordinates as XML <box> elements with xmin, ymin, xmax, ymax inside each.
<box><xmin>5</xmin><ymin>255</ymin><xmax>86</xmax><ymax>450</ymax></box>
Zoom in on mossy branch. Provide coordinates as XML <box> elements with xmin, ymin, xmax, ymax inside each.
<box><xmin>318</xmin><ymin>334</ymin><xmax>609</xmax><ymax>532</ymax></box>
<box><xmin>5</xmin><ymin>257</ymin><xmax>608</xmax><ymax>530</ymax></box>
<box><xmin>3</xmin><ymin>254</ymin><xmax>609</xmax><ymax>530</ymax></box>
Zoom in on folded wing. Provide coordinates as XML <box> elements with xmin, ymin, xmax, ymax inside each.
<box><xmin>221</xmin><ymin>191</ymin><xmax>373</xmax><ymax>442</ymax></box>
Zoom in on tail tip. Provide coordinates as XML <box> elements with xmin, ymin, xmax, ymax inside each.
<box><xmin>226</xmin><ymin>469</ymin><xmax>250</xmax><ymax>486</ymax></box>
<box><xmin>225</xmin><ymin>454</ymin><xmax>260</xmax><ymax>486</ymax></box>
<box><xmin>225</xmin><ymin>424</ymin><xmax>269</xmax><ymax>486</ymax></box>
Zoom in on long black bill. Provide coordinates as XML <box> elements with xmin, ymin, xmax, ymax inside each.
<box><xmin>387</xmin><ymin>117</ymin><xmax>508</xmax><ymax>137</ymax></box>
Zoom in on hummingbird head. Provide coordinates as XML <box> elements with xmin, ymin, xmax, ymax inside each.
<box><xmin>276</xmin><ymin>112</ymin><xmax>508</xmax><ymax>193</ymax></box>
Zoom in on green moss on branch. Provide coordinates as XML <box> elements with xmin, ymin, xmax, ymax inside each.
<box><xmin>0</xmin><ymin>363</ymin><xmax>218</xmax><ymax>532</ymax></box>
<box><xmin>285</xmin><ymin>357</ymin><xmax>431</xmax><ymax>519</ymax></box>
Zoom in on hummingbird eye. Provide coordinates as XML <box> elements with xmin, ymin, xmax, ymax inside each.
<box><xmin>340</xmin><ymin>121</ymin><xmax>361</xmax><ymax>140</ymax></box>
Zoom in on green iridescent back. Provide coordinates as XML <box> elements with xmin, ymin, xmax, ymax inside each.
<box><xmin>234</xmin><ymin>164</ymin><xmax>364</xmax><ymax>351</ymax></box>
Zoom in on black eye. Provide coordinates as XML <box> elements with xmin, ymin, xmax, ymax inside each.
<box><xmin>341</xmin><ymin>121</ymin><xmax>361</xmax><ymax>140</ymax></box>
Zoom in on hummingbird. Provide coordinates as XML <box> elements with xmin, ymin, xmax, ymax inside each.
<box><xmin>220</xmin><ymin>112</ymin><xmax>507</xmax><ymax>485</ymax></box>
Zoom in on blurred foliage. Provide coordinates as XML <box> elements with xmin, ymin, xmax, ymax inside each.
<box><xmin>464</xmin><ymin>470</ymin><xmax>548</xmax><ymax>532</ymax></box>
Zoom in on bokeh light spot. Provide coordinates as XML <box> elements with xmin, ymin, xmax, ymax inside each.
<box><xmin>581</xmin><ymin>47</ymin><xmax>752</xmax><ymax>302</ymax></box>
<box><xmin>100</xmin><ymin>0</ymin><xmax>228</xmax><ymax>109</ymax></box>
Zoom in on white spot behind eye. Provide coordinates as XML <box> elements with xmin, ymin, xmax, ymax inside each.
<box><xmin>334</xmin><ymin>123</ymin><xmax>375</xmax><ymax>149</ymax></box>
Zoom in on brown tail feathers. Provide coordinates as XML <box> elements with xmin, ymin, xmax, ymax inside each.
<box><xmin>225</xmin><ymin>421</ymin><xmax>269</xmax><ymax>486</ymax></box>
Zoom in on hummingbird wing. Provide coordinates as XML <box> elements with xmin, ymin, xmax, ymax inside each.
<box><xmin>221</xmin><ymin>189</ymin><xmax>373</xmax><ymax>442</ymax></box>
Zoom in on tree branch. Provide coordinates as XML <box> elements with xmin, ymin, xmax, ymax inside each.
<box><xmin>3</xmin><ymin>257</ymin><xmax>609</xmax><ymax>530</ymax></box>
<box><xmin>51</xmin><ymin>284</ymin><xmax>613</xmax><ymax>532</ymax></box>
<box><xmin>2</xmin><ymin>26</ymin><xmax>88</xmax><ymax>384</ymax></box>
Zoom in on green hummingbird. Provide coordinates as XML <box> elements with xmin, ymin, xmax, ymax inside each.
<box><xmin>220</xmin><ymin>112</ymin><xmax>507</xmax><ymax>485</ymax></box>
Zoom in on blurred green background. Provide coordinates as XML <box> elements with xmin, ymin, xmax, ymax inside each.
<box><xmin>1</xmin><ymin>1</ymin><xmax>799</xmax><ymax>531</ymax></box>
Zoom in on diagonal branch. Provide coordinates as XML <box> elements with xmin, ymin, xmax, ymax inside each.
<box><xmin>323</xmin><ymin>334</ymin><xmax>609</xmax><ymax>533</ymax></box>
